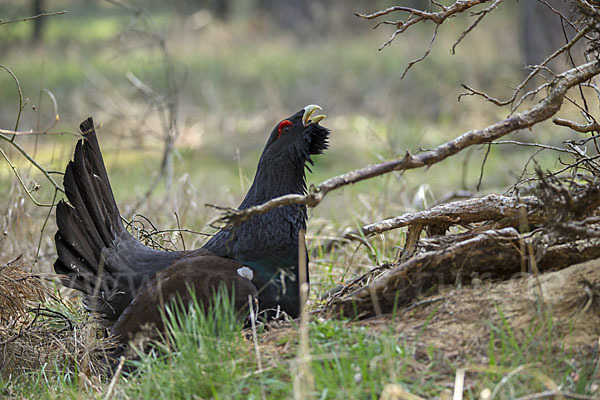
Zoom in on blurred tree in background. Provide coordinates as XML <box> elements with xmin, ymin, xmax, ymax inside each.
<box><xmin>520</xmin><ymin>0</ymin><xmax>580</xmax><ymax>70</ymax></box>
<box><xmin>30</xmin><ymin>0</ymin><xmax>45</xmax><ymax>43</ymax></box>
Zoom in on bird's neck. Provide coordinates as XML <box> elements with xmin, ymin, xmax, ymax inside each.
<box><xmin>239</xmin><ymin>159</ymin><xmax>307</xmax><ymax>209</ymax></box>
<box><xmin>201</xmin><ymin>156</ymin><xmax>309</xmax><ymax>318</ymax></box>
<box><xmin>203</xmin><ymin>157</ymin><xmax>308</xmax><ymax>259</ymax></box>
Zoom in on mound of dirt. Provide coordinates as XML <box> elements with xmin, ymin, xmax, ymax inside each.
<box><xmin>360</xmin><ymin>257</ymin><xmax>600</xmax><ymax>361</ymax></box>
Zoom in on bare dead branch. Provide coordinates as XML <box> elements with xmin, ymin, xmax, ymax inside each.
<box><xmin>460</xmin><ymin>25</ymin><xmax>592</xmax><ymax>108</ymax></box>
<box><xmin>535</xmin><ymin>0</ymin><xmax>582</xmax><ymax>34</ymax></box>
<box><xmin>490</xmin><ymin>140</ymin><xmax>572</xmax><ymax>153</ymax></box>
<box><xmin>0</xmin><ymin>63</ymin><xmax>66</xmax><ymax>206</ymax></box>
<box><xmin>357</xmin><ymin>1</ymin><xmax>489</xmax><ymax>34</ymax></box>
<box><xmin>333</xmin><ymin>226</ymin><xmax>600</xmax><ymax>317</ymax></box>
<box><xmin>553</xmin><ymin>117</ymin><xmax>600</xmax><ymax>132</ymax></box>
<box><xmin>0</xmin><ymin>64</ymin><xmax>25</xmax><ymax>134</ymax></box>
<box><xmin>451</xmin><ymin>0</ymin><xmax>504</xmax><ymax>55</ymax></box>
<box><xmin>508</xmin><ymin>82</ymin><xmax>553</xmax><ymax>114</ymax></box>
<box><xmin>0</xmin><ymin>88</ymin><xmax>61</xmax><ymax>137</ymax></box>
<box><xmin>356</xmin><ymin>0</ymin><xmax>492</xmax><ymax>75</ymax></box>
<box><xmin>0</xmin><ymin>11</ymin><xmax>66</xmax><ymax>26</ymax></box>
<box><xmin>214</xmin><ymin>60</ymin><xmax>600</xmax><ymax>228</ymax></box>
<box><xmin>476</xmin><ymin>143</ymin><xmax>491</xmax><ymax>191</ymax></box>
<box><xmin>0</xmin><ymin>113</ymin><xmax>65</xmax><ymax>190</ymax></box>
<box><xmin>330</xmin><ymin>173</ymin><xmax>600</xmax><ymax>317</ymax></box>
<box><xmin>576</xmin><ymin>0</ymin><xmax>600</xmax><ymax>17</ymax></box>
<box><xmin>400</xmin><ymin>24</ymin><xmax>439</xmax><ymax>79</ymax></box>
<box><xmin>348</xmin><ymin>194</ymin><xmax>543</xmax><ymax>239</ymax></box>
<box><xmin>0</xmin><ymin>134</ymin><xmax>65</xmax><ymax>201</ymax></box>
<box><xmin>360</xmin><ymin>0</ymin><xmax>593</xmax><ymax>91</ymax></box>
<box><xmin>0</xmin><ymin>148</ymin><xmax>54</xmax><ymax>207</ymax></box>
<box><xmin>547</xmin><ymin>153</ymin><xmax>600</xmax><ymax>178</ymax></box>
<box><xmin>458</xmin><ymin>83</ymin><xmax>504</xmax><ymax>104</ymax></box>
<box><xmin>0</xmin><ymin>128</ymin><xmax>68</xmax><ymax>136</ymax></box>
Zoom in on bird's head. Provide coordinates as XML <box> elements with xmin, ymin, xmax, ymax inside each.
<box><xmin>259</xmin><ymin>104</ymin><xmax>330</xmax><ymax>168</ymax></box>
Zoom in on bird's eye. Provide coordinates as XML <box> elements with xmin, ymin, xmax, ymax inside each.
<box><xmin>277</xmin><ymin>120</ymin><xmax>293</xmax><ymax>138</ymax></box>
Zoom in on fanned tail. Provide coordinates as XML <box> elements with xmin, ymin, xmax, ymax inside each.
<box><xmin>54</xmin><ymin>118</ymin><xmax>181</xmax><ymax>322</ymax></box>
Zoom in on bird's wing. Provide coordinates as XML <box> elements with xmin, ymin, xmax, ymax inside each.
<box><xmin>110</xmin><ymin>254</ymin><xmax>258</xmax><ymax>341</ymax></box>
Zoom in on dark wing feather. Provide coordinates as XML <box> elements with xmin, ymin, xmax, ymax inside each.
<box><xmin>111</xmin><ymin>254</ymin><xmax>257</xmax><ymax>341</ymax></box>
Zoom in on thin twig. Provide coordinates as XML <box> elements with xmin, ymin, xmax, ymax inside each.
<box><xmin>356</xmin><ymin>0</ymin><xmax>491</xmax><ymax>76</ymax></box>
<box><xmin>35</xmin><ymin>189</ymin><xmax>60</xmax><ymax>261</ymax></box>
<box><xmin>451</xmin><ymin>0</ymin><xmax>504</xmax><ymax>54</ymax></box>
<box><xmin>535</xmin><ymin>0</ymin><xmax>581</xmax><ymax>34</ymax></box>
<box><xmin>150</xmin><ymin>228</ymin><xmax>211</xmax><ymax>238</ymax></box>
<box><xmin>0</xmin><ymin>147</ymin><xmax>57</xmax><ymax>207</ymax></box>
<box><xmin>476</xmin><ymin>143</ymin><xmax>492</xmax><ymax>191</ymax></box>
<box><xmin>490</xmin><ymin>140</ymin><xmax>572</xmax><ymax>153</ymax></box>
<box><xmin>0</xmin><ymin>11</ymin><xmax>66</xmax><ymax>26</ymax></box>
<box><xmin>357</xmin><ymin>0</ymin><xmax>489</xmax><ymax>41</ymax></box>
<box><xmin>401</xmin><ymin>24</ymin><xmax>439</xmax><ymax>79</ymax></box>
<box><xmin>459</xmin><ymin>25</ymin><xmax>591</xmax><ymax>108</ymax></box>
<box><xmin>0</xmin><ymin>64</ymin><xmax>24</xmax><ymax>134</ymax></box>
<box><xmin>0</xmin><ymin>133</ymin><xmax>64</xmax><ymax>195</ymax></box>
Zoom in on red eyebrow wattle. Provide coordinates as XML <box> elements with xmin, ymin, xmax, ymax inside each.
<box><xmin>277</xmin><ymin>120</ymin><xmax>292</xmax><ymax>138</ymax></box>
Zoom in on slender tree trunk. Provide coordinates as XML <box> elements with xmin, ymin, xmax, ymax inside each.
<box><xmin>31</xmin><ymin>0</ymin><xmax>45</xmax><ymax>44</ymax></box>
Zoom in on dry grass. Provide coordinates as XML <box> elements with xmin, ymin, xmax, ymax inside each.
<box><xmin>0</xmin><ymin>259</ymin><xmax>111</xmax><ymax>379</ymax></box>
<box><xmin>0</xmin><ymin>257</ymin><xmax>46</xmax><ymax>323</ymax></box>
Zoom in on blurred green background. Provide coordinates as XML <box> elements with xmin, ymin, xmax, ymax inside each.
<box><xmin>0</xmin><ymin>0</ymin><xmax>581</xmax><ymax>270</ymax></box>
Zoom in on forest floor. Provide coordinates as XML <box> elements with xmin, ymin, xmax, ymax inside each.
<box><xmin>1</xmin><ymin>2</ymin><xmax>599</xmax><ymax>399</ymax></box>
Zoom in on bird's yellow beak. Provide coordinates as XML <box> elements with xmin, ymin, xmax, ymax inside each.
<box><xmin>302</xmin><ymin>104</ymin><xmax>326</xmax><ymax>126</ymax></box>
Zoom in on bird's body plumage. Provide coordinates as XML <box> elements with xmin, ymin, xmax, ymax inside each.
<box><xmin>54</xmin><ymin>106</ymin><xmax>329</xmax><ymax>341</ymax></box>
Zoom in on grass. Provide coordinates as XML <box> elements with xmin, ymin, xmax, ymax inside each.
<box><xmin>2</xmin><ymin>1</ymin><xmax>600</xmax><ymax>399</ymax></box>
<box><xmin>2</xmin><ymin>285</ymin><xmax>597</xmax><ymax>399</ymax></box>
<box><xmin>473</xmin><ymin>308</ymin><xmax>600</xmax><ymax>398</ymax></box>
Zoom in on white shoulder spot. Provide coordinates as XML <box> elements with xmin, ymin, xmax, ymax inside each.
<box><xmin>237</xmin><ymin>266</ymin><xmax>254</xmax><ymax>281</ymax></box>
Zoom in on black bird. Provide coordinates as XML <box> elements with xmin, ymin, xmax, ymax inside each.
<box><xmin>54</xmin><ymin>105</ymin><xmax>329</xmax><ymax>341</ymax></box>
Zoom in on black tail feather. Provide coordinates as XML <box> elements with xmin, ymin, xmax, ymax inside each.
<box><xmin>55</xmin><ymin>201</ymin><xmax>98</xmax><ymax>270</ymax></box>
<box><xmin>61</xmin><ymin>163</ymin><xmax>105</xmax><ymax>253</ymax></box>
<box><xmin>55</xmin><ymin>117</ymin><xmax>184</xmax><ymax>323</ymax></box>
<box><xmin>80</xmin><ymin>118</ymin><xmax>123</xmax><ymax>230</ymax></box>
<box><xmin>70</xmin><ymin>141</ymin><xmax>116</xmax><ymax>247</ymax></box>
<box><xmin>54</xmin><ymin>118</ymin><xmax>129</xmax><ymax>321</ymax></box>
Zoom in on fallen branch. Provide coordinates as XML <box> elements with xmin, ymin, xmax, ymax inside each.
<box><xmin>319</xmin><ymin>194</ymin><xmax>545</xmax><ymax>253</ymax></box>
<box><xmin>330</xmin><ymin>178</ymin><xmax>600</xmax><ymax>317</ymax></box>
<box><xmin>215</xmin><ymin>59</ymin><xmax>600</xmax><ymax>228</ymax></box>
<box><xmin>354</xmin><ymin>194</ymin><xmax>542</xmax><ymax>237</ymax></box>
<box><xmin>332</xmin><ymin>227</ymin><xmax>600</xmax><ymax>317</ymax></box>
